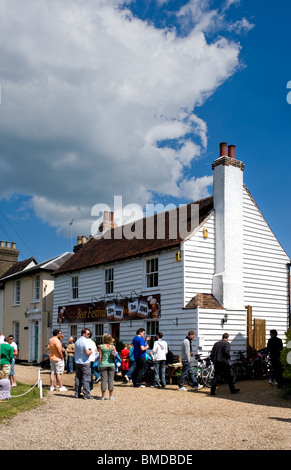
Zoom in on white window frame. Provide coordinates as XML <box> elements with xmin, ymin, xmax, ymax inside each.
<box><xmin>94</xmin><ymin>323</ymin><xmax>104</xmax><ymax>345</ymax></box>
<box><xmin>145</xmin><ymin>256</ymin><xmax>159</xmax><ymax>289</ymax></box>
<box><xmin>14</xmin><ymin>279</ymin><xmax>21</xmax><ymax>305</ymax></box>
<box><xmin>146</xmin><ymin>320</ymin><xmax>160</xmax><ymax>349</ymax></box>
<box><xmin>104</xmin><ymin>267</ymin><xmax>114</xmax><ymax>295</ymax></box>
<box><xmin>70</xmin><ymin>275</ymin><xmax>79</xmax><ymax>300</ymax></box>
<box><xmin>34</xmin><ymin>274</ymin><xmax>40</xmax><ymax>302</ymax></box>
<box><xmin>69</xmin><ymin>324</ymin><xmax>78</xmax><ymax>342</ymax></box>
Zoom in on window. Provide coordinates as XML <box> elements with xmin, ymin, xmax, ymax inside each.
<box><xmin>95</xmin><ymin>324</ymin><xmax>104</xmax><ymax>345</ymax></box>
<box><xmin>14</xmin><ymin>280</ymin><xmax>21</xmax><ymax>305</ymax></box>
<box><xmin>34</xmin><ymin>274</ymin><xmax>40</xmax><ymax>301</ymax></box>
<box><xmin>146</xmin><ymin>321</ymin><xmax>159</xmax><ymax>349</ymax></box>
<box><xmin>70</xmin><ymin>324</ymin><xmax>77</xmax><ymax>343</ymax></box>
<box><xmin>105</xmin><ymin>268</ymin><xmax>114</xmax><ymax>295</ymax></box>
<box><xmin>71</xmin><ymin>275</ymin><xmax>79</xmax><ymax>299</ymax></box>
<box><xmin>146</xmin><ymin>257</ymin><xmax>159</xmax><ymax>288</ymax></box>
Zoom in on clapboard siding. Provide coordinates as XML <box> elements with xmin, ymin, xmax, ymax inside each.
<box><xmin>183</xmin><ymin>214</ymin><xmax>215</xmax><ymax>305</ymax></box>
<box><xmin>52</xmin><ymin>185</ymin><xmax>290</xmax><ymax>357</ymax></box>
<box><xmin>243</xmin><ymin>187</ymin><xmax>290</xmax><ymax>337</ymax></box>
<box><xmin>53</xmin><ymin>247</ymin><xmax>190</xmax><ymax>353</ymax></box>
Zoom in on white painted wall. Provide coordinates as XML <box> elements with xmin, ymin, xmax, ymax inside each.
<box><xmin>242</xmin><ymin>187</ymin><xmax>290</xmax><ymax>339</ymax></box>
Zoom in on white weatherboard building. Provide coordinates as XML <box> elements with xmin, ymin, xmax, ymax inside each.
<box><xmin>52</xmin><ymin>143</ymin><xmax>291</xmax><ymax>357</ymax></box>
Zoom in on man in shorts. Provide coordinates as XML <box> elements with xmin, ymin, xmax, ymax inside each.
<box><xmin>48</xmin><ymin>330</ymin><xmax>67</xmax><ymax>392</ymax></box>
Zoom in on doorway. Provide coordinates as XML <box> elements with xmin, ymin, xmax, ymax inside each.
<box><xmin>110</xmin><ymin>322</ymin><xmax>120</xmax><ymax>342</ymax></box>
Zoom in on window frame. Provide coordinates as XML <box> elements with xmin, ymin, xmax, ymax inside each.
<box><xmin>70</xmin><ymin>275</ymin><xmax>79</xmax><ymax>300</ymax></box>
<box><xmin>94</xmin><ymin>323</ymin><xmax>104</xmax><ymax>345</ymax></box>
<box><xmin>34</xmin><ymin>274</ymin><xmax>40</xmax><ymax>302</ymax></box>
<box><xmin>145</xmin><ymin>256</ymin><xmax>159</xmax><ymax>289</ymax></box>
<box><xmin>104</xmin><ymin>267</ymin><xmax>114</xmax><ymax>295</ymax></box>
<box><xmin>14</xmin><ymin>279</ymin><xmax>21</xmax><ymax>305</ymax></box>
<box><xmin>146</xmin><ymin>320</ymin><xmax>160</xmax><ymax>349</ymax></box>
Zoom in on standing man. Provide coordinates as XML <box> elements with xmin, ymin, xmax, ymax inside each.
<box><xmin>48</xmin><ymin>330</ymin><xmax>67</xmax><ymax>392</ymax></box>
<box><xmin>66</xmin><ymin>336</ymin><xmax>75</xmax><ymax>374</ymax></box>
<box><xmin>7</xmin><ymin>335</ymin><xmax>18</xmax><ymax>387</ymax></box>
<box><xmin>74</xmin><ymin>328</ymin><xmax>93</xmax><ymax>399</ymax></box>
<box><xmin>179</xmin><ymin>331</ymin><xmax>203</xmax><ymax>391</ymax></box>
<box><xmin>267</xmin><ymin>329</ymin><xmax>284</xmax><ymax>388</ymax></box>
<box><xmin>152</xmin><ymin>332</ymin><xmax>168</xmax><ymax>389</ymax></box>
<box><xmin>132</xmin><ymin>328</ymin><xmax>150</xmax><ymax>388</ymax></box>
<box><xmin>210</xmin><ymin>333</ymin><xmax>239</xmax><ymax>396</ymax></box>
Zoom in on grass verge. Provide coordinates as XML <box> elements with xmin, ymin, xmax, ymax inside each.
<box><xmin>0</xmin><ymin>382</ymin><xmax>47</xmax><ymax>422</ymax></box>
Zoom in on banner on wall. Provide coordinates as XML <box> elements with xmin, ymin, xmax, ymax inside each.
<box><xmin>57</xmin><ymin>294</ymin><xmax>160</xmax><ymax>324</ymax></box>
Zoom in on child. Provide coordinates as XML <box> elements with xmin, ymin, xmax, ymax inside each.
<box><xmin>120</xmin><ymin>344</ymin><xmax>130</xmax><ymax>382</ymax></box>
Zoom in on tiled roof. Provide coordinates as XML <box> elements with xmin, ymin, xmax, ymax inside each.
<box><xmin>54</xmin><ymin>196</ymin><xmax>213</xmax><ymax>276</ymax></box>
<box><xmin>184</xmin><ymin>293</ymin><xmax>224</xmax><ymax>310</ymax></box>
<box><xmin>0</xmin><ymin>253</ymin><xmax>73</xmax><ymax>282</ymax></box>
<box><xmin>0</xmin><ymin>257</ymin><xmax>37</xmax><ymax>282</ymax></box>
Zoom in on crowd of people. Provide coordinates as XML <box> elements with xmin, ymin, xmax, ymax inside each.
<box><xmin>0</xmin><ymin>333</ymin><xmax>18</xmax><ymax>402</ymax></box>
<box><xmin>0</xmin><ymin>326</ymin><xmax>286</xmax><ymax>402</ymax></box>
<box><xmin>44</xmin><ymin>327</ymin><xmax>286</xmax><ymax>400</ymax></box>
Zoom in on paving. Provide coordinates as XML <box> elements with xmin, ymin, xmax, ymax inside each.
<box><xmin>0</xmin><ymin>364</ymin><xmax>290</xmax><ymax>451</ymax></box>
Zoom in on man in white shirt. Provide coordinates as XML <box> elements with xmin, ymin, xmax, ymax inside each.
<box><xmin>8</xmin><ymin>335</ymin><xmax>18</xmax><ymax>387</ymax></box>
<box><xmin>74</xmin><ymin>328</ymin><xmax>93</xmax><ymax>399</ymax></box>
<box><xmin>152</xmin><ymin>332</ymin><xmax>168</xmax><ymax>389</ymax></box>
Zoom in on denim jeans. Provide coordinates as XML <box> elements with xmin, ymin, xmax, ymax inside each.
<box><xmin>127</xmin><ymin>361</ymin><xmax>136</xmax><ymax>380</ymax></box>
<box><xmin>75</xmin><ymin>363</ymin><xmax>91</xmax><ymax>398</ymax></box>
<box><xmin>67</xmin><ymin>355</ymin><xmax>74</xmax><ymax>373</ymax></box>
<box><xmin>132</xmin><ymin>356</ymin><xmax>147</xmax><ymax>387</ymax></box>
<box><xmin>154</xmin><ymin>360</ymin><xmax>166</xmax><ymax>388</ymax></box>
<box><xmin>179</xmin><ymin>361</ymin><xmax>198</xmax><ymax>388</ymax></box>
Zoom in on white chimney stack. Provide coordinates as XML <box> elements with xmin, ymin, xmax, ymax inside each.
<box><xmin>212</xmin><ymin>142</ymin><xmax>245</xmax><ymax>310</ymax></box>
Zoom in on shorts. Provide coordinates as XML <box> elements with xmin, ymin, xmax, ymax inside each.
<box><xmin>50</xmin><ymin>359</ymin><xmax>64</xmax><ymax>374</ymax></box>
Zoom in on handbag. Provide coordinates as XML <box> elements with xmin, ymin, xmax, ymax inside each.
<box><xmin>110</xmin><ymin>347</ymin><xmax>117</xmax><ymax>360</ymax></box>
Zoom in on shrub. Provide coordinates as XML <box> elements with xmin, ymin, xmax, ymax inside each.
<box><xmin>281</xmin><ymin>328</ymin><xmax>291</xmax><ymax>397</ymax></box>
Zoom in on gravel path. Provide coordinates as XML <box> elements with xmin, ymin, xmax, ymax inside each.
<box><xmin>0</xmin><ymin>364</ymin><xmax>291</xmax><ymax>451</ymax></box>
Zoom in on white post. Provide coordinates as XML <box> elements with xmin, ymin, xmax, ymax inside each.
<box><xmin>37</xmin><ymin>369</ymin><xmax>43</xmax><ymax>399</ymax></box>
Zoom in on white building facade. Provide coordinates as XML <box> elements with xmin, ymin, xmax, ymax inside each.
<box><xmin>53</xmin><ymin>143</ymin><xmax>291</xmax><ymax>357</ymax></box>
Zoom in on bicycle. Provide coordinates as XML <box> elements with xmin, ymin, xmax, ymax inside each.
<box><xmin>201</xmin><ymin>357</ymin><xmax>236</xmax><ymax>388</ymax></box>
<box><xmin>185</xmin><ymin>354</ymin><xmax>210</xmax><ymax>387</ymax></box>
<box><xmin>231</xmin><ymin>349</ymin><xmax>270</xmax><ymax>381</ymax></box>
<box><xmin>231</xmin><ymin>351</ymin><xmax>250</xmax><ymax>380</ymax></box>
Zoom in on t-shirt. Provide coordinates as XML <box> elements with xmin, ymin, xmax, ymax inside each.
<box><xmin>66</xmin><ymin>343</ymin><xmax>75</xmax><ymax>356</ymax></box>
<box><xmin>74</xmin><ymin>336</ymin><xmax>91</xmax><ymax>364</ymax></box>
<box><xmin>133</xmin><ymin>335</ymin><xmax>146</xmax><ymax>359</ymax></box>
<box><xmin>10</xmin><ymin>341</ymin><xmax>18</xmax><ymax>356</ymax></box>
<box><xmin>100</xmin><ymin>345</ymin><xmax>115</xmax><ymax>368</ymax></box>
<box><xmin>0</xmin><ymin>343</ymin><xmax>14</xmax><ymax>365</ymax></box>
<box><xmin>49</xmin><ymin>336</ymin><xmax>63</xmax><ymax>361</ymax></box>
<box><xmin>152</xmin><ymin>340</ymin><xmax>168</xmax><ymax>361</ymax></box>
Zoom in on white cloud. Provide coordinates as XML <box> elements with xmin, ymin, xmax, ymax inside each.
<box><xmin>0</xmin><ymin>0</ymin><xmax>245</xmax><ymax>236</ymax></box>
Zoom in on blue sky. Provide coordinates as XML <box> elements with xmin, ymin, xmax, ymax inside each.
<box><xmin>0</xmin><ymin>0</ymin><xmax>290</xmax><ymax>263</ymax></box>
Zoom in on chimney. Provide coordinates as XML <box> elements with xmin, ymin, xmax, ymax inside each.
<box><xmin>73</xmin><ymin>235</ymin><xmax>89</xmax><ymax>253</ymax></box>
<box><xmin>212</xmin><ymin>142</ymin><xmax>245</xmax><ymax>310</ymax></box>
<box><xmin>0</xmin><ymin>241</ymin><xmax>19</xmax><ymax>277</ymax></box>
<box><xmin>219</xmin><ymin>142</ymin><xmax>228</xmax><ymax>157</ymax></box>
<box><xmin>98</xmin><ymin>211</ymin><xmax>118</xmax><ymax>234</ymax></box>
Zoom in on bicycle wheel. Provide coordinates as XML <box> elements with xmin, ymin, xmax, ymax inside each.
<box><xmin>201</xmin><ymin>366</ymin><xmax>214</xmax><ymax>388</ymax></box>
<box><xmin>231</xmin><ymin>362</ymin><xmax>247</xmax><ymax>381</ymax></box>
